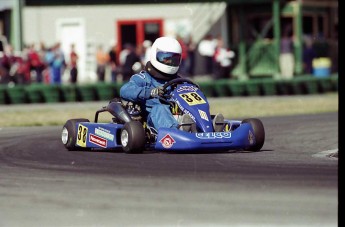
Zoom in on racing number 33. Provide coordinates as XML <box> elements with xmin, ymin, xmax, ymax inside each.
<box><xmin>77</xmin><ymin>124</ymin><xmax>88</xmax><ymax>147</ymax></box>
<box><xmin>179</xmin><ymin>92</ymin><xmax>206</xmax><ymax>106</ymax></box>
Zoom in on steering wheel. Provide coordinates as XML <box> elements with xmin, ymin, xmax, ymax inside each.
<box><xmin>162</xmin><ymin>77</ymin><xmax>200</xmax><ymax>93</ymax></box>
<box><xmin>158</xmin><ymin>78</ymin><xmax>199</xmax><ymax>107</ymax></box>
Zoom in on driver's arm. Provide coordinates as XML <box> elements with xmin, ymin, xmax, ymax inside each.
<box><xmin>120</xmin><ymin>74</ymin><xmax>152</xmax><ymax>102</ymax></box>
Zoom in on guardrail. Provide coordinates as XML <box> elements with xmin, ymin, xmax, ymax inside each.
<box><xmin>0</xmin><ymin>74</ymin><xmax>338</xmax><ymax>105</ymax></box>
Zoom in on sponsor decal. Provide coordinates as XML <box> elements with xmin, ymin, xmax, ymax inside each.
<box><xmin>76</xmin><ymin>124</ymin><xmax>88</xmax><ymax>147</ymax></box>
<box><xmin>196</xmin><ymin>132</ymin><xmax>231</xmax><ymax>139</ymax></box>
<box><xmin>177</xmin><ymin>85</ymin><xmax>198</xmax><ymax>93</ymax></box>
<box><xmin>159</xmin><ymin>134</ymin><xmax>176</xmax><ymax>149</ymax></box>
<box><xmin>173</xmin><ymin>99</ymin><xmax>196</xmax><ymax>121</ymax></box>
<box><xmin>89</xmin><ymin>133</ymin><xmax>107</xmax><ymax>148</ymax></box>
<box><xmin>198</xmin><ymin>109</ymin><xmax>209</xmax><ymax>121</ymax></box>
<box><xmin>248</xmin><ymin>131</ymin><xmax>255</xmax><ymax>145</ymax></box>
<box><xmin>95</xmin><ymin>127</ymin><xmax>114</xmax><ymax>141</ymax></box>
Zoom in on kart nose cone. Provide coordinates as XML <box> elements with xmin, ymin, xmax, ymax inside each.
<box><xmin>61</xmin><ymin>127</ymin><xmax>68</xmax><ymax>145</ymax></box>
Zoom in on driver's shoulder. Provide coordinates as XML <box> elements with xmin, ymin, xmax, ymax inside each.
<box><xmin>132</xmin><ymin>70</ymin><xmax>150</xmax><ymax>80</ymax></box>
<box><xmin>131</xmin><ymin>70</ymin><xmax>156</xmax><ymax>84</ymax></box>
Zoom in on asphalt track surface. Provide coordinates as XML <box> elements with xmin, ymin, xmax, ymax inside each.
<box><xmin>0</xmin><ymin>112</ymin><xmax>338</xmax><ymax>227</ymax></box>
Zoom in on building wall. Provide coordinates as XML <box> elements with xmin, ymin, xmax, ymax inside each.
<box><xmin>22</xmin><ymin>3</ymin><xmax>226</xmax><ymax>82</ymax></box>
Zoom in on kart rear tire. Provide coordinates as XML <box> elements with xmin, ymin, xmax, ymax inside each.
<box><xmin>62</xmin><ymin>118</ymin><xmax>90</xmax><ymax>151</ymax></box>
<box><xmin>242</xmin><ymin>118</ymin><xmax>265</xmax><ymax>151</ymax></box>
<box><xmin>120</xmin><ymin>121</ymin><xmax>146</xmax><ymax>154</ymax></box>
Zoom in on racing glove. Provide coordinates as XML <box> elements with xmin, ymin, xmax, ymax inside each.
<box><xmin>150</xmin><ymin>86</ymin><xmax>164</xmax><ymax>98</ymax></box>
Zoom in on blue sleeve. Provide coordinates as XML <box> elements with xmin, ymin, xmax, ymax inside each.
<box><xmin>120</xmin><ymin>74</ymin><xmax>152</xmax><ymax>102</ymax></box>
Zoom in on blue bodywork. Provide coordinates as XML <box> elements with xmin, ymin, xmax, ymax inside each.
<box><xmin>154</xmin><ymin>124</ymin><xmax>255</xmax><ymax>151</ymax></box>
<box><xmin>74</xmin><ymin>122</ymin><xmax>123</xmax><ymax>149</ymax></box>
<box><xmin>73</xmin><ymin>82</ymin><xmax>258</xmax><ymax>151</ymax></box>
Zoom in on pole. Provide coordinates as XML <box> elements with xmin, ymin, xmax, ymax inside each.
<box><xmin>238</xmin><ymin>5</ymin><xmax>247</xmax><ymax>80</ymax></box>
<box><xmin>273</xmin><ymin>0</ymin><xmax>281</xmax><ymax>79</ymax></box>
<box><xmin>294</xmin><ymin>0</ymin><xmax>303</xmax><ymax>75</ymax></box>
<box><xmin>11</xmin><ymin>0</ymin><xmax>23</xmax><ymax>51</ymax></box>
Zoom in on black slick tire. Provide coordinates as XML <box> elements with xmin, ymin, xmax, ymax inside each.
<box><xmin>61</xmin><ymin>118</ymin><xmax>90</xmax><ymax>151</ymax></box>
<box><xmin>120</xmin><ymin>121</ymin><xmax>146</xmax><ymax>154</ymax></box>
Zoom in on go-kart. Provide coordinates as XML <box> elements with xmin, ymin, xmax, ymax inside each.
<box><xmin>61</xmin><ymin>78</ymin><xmax>265</xmax><ymax>153</ymax></box>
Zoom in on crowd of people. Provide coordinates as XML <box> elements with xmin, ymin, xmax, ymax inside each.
<box><xmin>0</xmin><ymin>34</ymin><xmax>239</xmax><ymax>86</ymax></box>
<box><xmin>0</xmin><ymin>42</ymin><xmax>71</xmax><ymax>85</ymax></box>
<box><xmin>197</xmin><ymin>34</ymin><xmax>236</xmax><ymax>79</ymax></box>
<box><xmin>0</xmin><ymin>31</ymin><xmax>332</xmax><ymax>86</ymax></box>
<box><xmin>93</xmin><ymin>36</ymin><xmax>197</xmax><ymax>84</ymax></box>
<box><xmin>2</xmin><ymin>32</ymin><xmax>324</xmax><ymax>86</ymax></box>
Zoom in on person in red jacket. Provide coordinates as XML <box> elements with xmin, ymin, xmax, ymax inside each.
<box><xmin>27</xmin><ymin>44</ymin><xmax>44</xmax><ymax>83</ymax></box>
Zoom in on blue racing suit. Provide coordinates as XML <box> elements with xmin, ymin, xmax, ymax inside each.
<box><xmin>120</xmin><ymin>71</ymin><xmax>179</xmax><ymax>130</ymax></box>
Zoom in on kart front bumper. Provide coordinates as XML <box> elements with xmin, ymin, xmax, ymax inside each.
<box><xmin>154</xmin><ymin>123</ymin><xmax>255</xmax><ymax>151</ymax></box>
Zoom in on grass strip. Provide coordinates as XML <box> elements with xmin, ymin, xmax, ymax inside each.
<box><xmin>0</xmin><ymin>93</ymin><xmax>338</xmax><ymax>127</ymax></box>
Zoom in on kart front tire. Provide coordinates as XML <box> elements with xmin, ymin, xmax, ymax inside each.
<box><xmin>62</xmin><ymin>118</ymin><xmax>90</xmax><ymax>151</ymax></box>
<box><xmin>242</xmin><ymin>118</ymin><xmax>265</xmax><ymax>151</ymax></box>
<box><xmin>120</xmin><ymin>121</ymin><xmax>146</xmax><ymax>154</ymax></box>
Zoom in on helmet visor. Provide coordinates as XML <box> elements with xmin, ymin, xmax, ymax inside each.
<box><xmin>156</xmin><ymin>49</ymin><xmax>181</xmax><ymax>67</ymax></box>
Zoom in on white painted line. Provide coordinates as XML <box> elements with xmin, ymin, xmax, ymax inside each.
<box><xmin>312</xmin><ymin>149</ymin><xmax>338</xmax><ymax>160</ymax></box>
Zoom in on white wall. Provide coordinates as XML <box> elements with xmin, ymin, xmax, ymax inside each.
<box><xmin>22</xmin><ymin>3</ymin><xmax>226</xmax><ymax>83</ymax></box>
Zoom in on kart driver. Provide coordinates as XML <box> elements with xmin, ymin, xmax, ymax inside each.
<box><xmin>120</xmin><ymin>36</ymin><xmax>197</xmax><ymax>132</ymax></box>
<box><xmin>120</xmin><ymin>36</ymin><xmax>224</xmax><ymax>132</ymax></box>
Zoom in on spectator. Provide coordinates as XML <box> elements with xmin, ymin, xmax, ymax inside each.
<box><xmin>186</xmin><ymin>35</ymin><xmax>196</xmax><ymax>77</ymax></box>
<box><xmin>45</xmin><ymin>42</ymin><xmax>66</xmax><ymax>85</ymax></box>
<box><xmin>198</xmin><ymin>34</ymin><xmax>217</xmax><ymax>75</ymax></box>
<box><xmin>108</xmin><ymin>43</ymin><xmax>119</xmax><ymax>83</ymax></box>
<box><xmin>213</xmin><ymin>36</ymin><xmax>235</xmax><ymax>79</ymax></box>
<box><xmin>135</xmin><ymin>43</ymin><xmax>145</xmax><ymax>71</ymax></box>
<box><xmin>38</xmin><ymin>42</ymin><xmax>47</xmax><ymax>63</ymax></box>
<box><xmin>302</xmin><ymin>35</ymin><xmax>316</xmax><ymax>74</ymax></box>
<box><xmin>4</xmin><ymin>44</ymin><xmax>30</xmax><ymax>84</ymax></box>
<box><xmin>27</xmin><ymin>43</ymin><xmax>44</xmax><ymax>83</ymax></box>
<box><xmin>37</xmin><ymin>42</ymin><xmax>49</xmax><ymax>83</ymax></box>
<box><xmin>0</xmin><ymin>44</ymin><xmax>14</xmax><ymax>84</ymax></box>
<box><xmin>121</xmin><ymin>44</ymin><xmax>140</xmax><ymax>82</ymax></box>
<box><xmin>142</xmin><ymin>40</ymin><xmax>152</xmax><ymax>65</ymax></box>
<box><xmin>69</xmin><ymin>43</ymin><xmax>78</xmax><ymax>84</ymax></box>
<box><xmin>53</xmin><ymin>42</ymin><xmax>66</xmax><ymax>84</ymax></box>
<box><xmin>44</xmin><ymin>46</ymin><xmax>54</xmax><ymax>84</ymax></box>
<box><xmin>12</xmin><ymin>52</ymin><xmax>31</xmax><ymax>84</ymax></box>
<box><xmin>176</xmin><ymin>35</ymin><xmax>188</xmax><ymax>77</ymax></box>
<box><xmin>96</xmin><ymin>45</ymin><xmax>108</xmax><ymax>82</ymax></box>
<box><xmin>279</xmin><ymin>27</ymin><xmax>294</xmax><ymax>79</ymax></box>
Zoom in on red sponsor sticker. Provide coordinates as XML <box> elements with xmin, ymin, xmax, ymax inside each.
<box><xmin>89</xmin><ymin>133</ymin><xmax>107</xmax><ymax>148</ymax></box>
<box><xmin>159</xmin><ymin>134</ymin><xmax>175</xmax><ymax>149</ymax></box>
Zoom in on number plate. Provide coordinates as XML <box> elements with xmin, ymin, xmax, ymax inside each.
<box><xmin>76</xmin><ymin>123</ymin><xmax>88</xmax><ymax>147</ymax></box>
<box><xmin>179</xmin><ymin>92</ymin><xmax>206</xmax><ymax>106</ymax></box>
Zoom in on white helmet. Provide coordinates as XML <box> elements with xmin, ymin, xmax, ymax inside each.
<box><xmin>150</xmin><ymin>37</ymin><xmax>182</xmax><ymax>75</ymax></box>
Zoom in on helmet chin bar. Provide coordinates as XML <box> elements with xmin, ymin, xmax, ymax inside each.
<box><xmin>145</xmin><ymin>61</ymin><xmax>179</xmax><ymax>81</ymax></box>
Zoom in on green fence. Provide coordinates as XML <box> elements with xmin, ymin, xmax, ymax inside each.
<box><xmin>201</xmin><ymin>74</ymin><xmax>338</xmax><ymax>97</ymax></box>
<box><xmin>0</xmin><ymin>75</ymin><xmax>338</xmax><ymax>105</ymax></box>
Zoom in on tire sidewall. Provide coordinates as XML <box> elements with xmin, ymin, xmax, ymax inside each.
<box><xmin>242</xmin><ymin>118</ymin><xmax>265</xmax><ymax>151</ymax></box>
<box><xmin>121</xmin><ymin>121</ymin><xmax>145</xmax><ymax>153</ymax></box>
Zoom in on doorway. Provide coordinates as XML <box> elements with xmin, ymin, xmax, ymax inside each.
<box><xmin>56</xmin><ymin>18</ymin><xmax>87</xmax><ymax>82</ymax></box>
<box><xmin>117</xmin><ymin>19</ymin><xmax>163</xmax><ymax>53</ymax></box>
